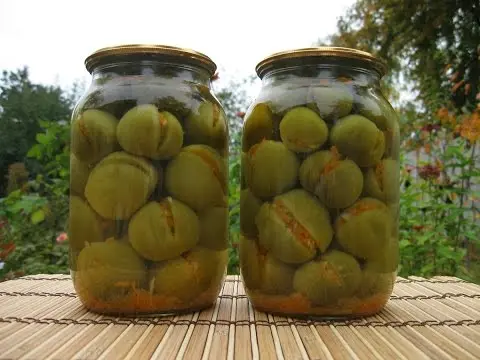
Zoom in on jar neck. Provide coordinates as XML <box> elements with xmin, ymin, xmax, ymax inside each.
<box><xmin>91</xmin><ymin>60</ymin><xmax>212</xmax><ymax>87</ymax></box>
<box><xmin>262</xmin><ymin>64</ymin><xmax>381</xmax><ymax>88</ymax></box>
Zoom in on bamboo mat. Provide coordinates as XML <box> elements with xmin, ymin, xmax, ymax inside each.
<box><xmin>0</xmin><ymin>275</ymin><xmax>479</xmax><ymax>360</ymax></box>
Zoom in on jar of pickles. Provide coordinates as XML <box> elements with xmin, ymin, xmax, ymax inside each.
<box><xmin>239</xmin><ymin>47</ymin><xmax>400</xmax><ymax>317</ymax></box>
<box><xmin>68</xmin><ymin>44</ymin><xmax>229</xmax><ymax>315</ymax></box>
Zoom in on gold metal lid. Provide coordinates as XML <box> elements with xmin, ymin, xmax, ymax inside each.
<box><xmin>255</xmin><ymin>47</ymin><xmax>387</xmax><ymax>78</ymax></box>
<box><xmin>84</xmin><ymin>44</ymin><xmax>217</xmax><ymax>75</ymax></box>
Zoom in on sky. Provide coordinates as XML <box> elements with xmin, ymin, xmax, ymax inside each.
<box><xmin>0</xmin><ymin>0</ymin><xmax>356</xmax><ymax>99</ymax></box>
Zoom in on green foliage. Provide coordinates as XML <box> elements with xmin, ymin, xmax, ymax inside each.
<box><xmin>0</xmin><ymin>121</ymin><xmax>70</xmax><ymax>281</ymax></box>
<box><xmin>228</xmin><ymin>139</ymin><xmax>241</xmax><ymax>274</ymax></box>
<box><xmin>398</xmin><ymin>144</ymin><xmax>479</xmax><ymax>280</ymax></box>
<box><xmin>322</xmin><ymin>0</ymin><xmax>479</xmax><ymax>113</ymax></box>
<box><xmin>214</xmin><ymin>76</ymin><xmax>249</xmax><ymax>274</ymax></box>
<box><xmin>0</xmin><ymin>67</ymin><xmax>75</xmax><ymax>196</ymax></box>
<box><xmin>396</xmin><ymin>107</ymin><xmax>480</xmax><ymax>282</ymax></box>
<box><xmin>0</xmin><ymin>189</ymin><xmax>69</xmax><ymax>279</ymax></box>
<box><xmin>27</xmin><ymin>119</ymin><xmax>70</xmax><ymax>186</ymax></box>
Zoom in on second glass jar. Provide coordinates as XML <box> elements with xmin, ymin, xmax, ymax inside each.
<box><xmin>239</xmin><ymin>47</ymin><xmax>400</xmax><ymax>317</ymax></box>
<box><xmin>69</xmin><ymin>45</ymin><xmax>229</xmax><ymax>315</ymax></box>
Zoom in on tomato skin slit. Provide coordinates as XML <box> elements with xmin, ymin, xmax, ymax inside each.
<box><xmin>272</xmin><ymin>200</ymin><xmax>316</xmax><ymax>251</ymax></box>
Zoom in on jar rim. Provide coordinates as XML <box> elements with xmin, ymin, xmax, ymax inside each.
<box><xmin>84</xmin><ymin>44</ymin><xmax>217</xmax><ymax>75</ymax></box>
<box><xmin>255</xmin><ymin>47</ymin><xmax>387</xmax><ymax>79</ymax></box>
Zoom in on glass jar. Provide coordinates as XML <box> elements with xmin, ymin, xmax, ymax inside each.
<box><xmin>239</xmin><ymin>47</ymin><xmax>400</xmax><ymax>318</ymax></box>
<box><xmin>69</xmin><ymin>44</ymin><xmax>229</xmax><ymax>315</ymax></box>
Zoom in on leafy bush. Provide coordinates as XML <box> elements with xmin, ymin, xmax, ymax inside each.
<box><xmin>0</xmin><ymin>190</ymin><xmax>69</xmax><ymax>279</ymax></box>
<box><xmin>0</xmin><ymin>67</ymin><xmax>74</xmax><ymax>196</ymax></box>
<box><xmin>227</xmin><ymin>139</ymin><xmax>241</xmax><ymax>275</ymax></box>
<box><xmin>0</xmin><ymin>120</ymin><xmax>70</xmax><ymax>281</ymax></box>
<box><xmin>397</xmin><ymin>108</ymin><xmax>480</xmax><ymax>282</ymax></box>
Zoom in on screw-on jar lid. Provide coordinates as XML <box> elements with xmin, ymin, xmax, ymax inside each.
<box><xmin>84</xmin><ymin>44</ymin><xmax>217</xmax><ymax>75</ymax></box>
<box><xmin>255</xmin><ymin>47</ymin><xmax>387</xmax><ymax>79</ymax></box>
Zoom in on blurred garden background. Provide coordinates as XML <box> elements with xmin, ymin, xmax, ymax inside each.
<box><xmin>0</xmin><ymin>0</ymin><xmax>479</xmax><ymax>283</ymax></box>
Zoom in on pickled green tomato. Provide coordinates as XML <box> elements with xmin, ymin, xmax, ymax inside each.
<box><xmin>242</xmin><ymin>103</ymin><xmax>274</xmax><ymax>152</ymax></box>
<box><xmin>71</xmin><ymin>109</ymin><xmax>118</xmax><ymax>164</ymax></box>
<box><xmin>256</xmin><ymin>189</ymin><xmax>333</xmax><ymax>264</ymax></box>
<box><xmin>293</xmin><ymin>250</ymin><xmax>362</xmax><ymax>305</ymax></box>
<box><xmin>70</xmin><ymin>154</ymin><xmax>90</xmax><ymax>196</ymax></box>
<box><xmin>116</xmin><ymin>104</ymin><xmax>183</xmax><ymax>160</ymax></box>
<box><xmin>165</xmin><ymin>144</ymin><xmax>227</xmax><ymax>212</ymax></box>
<box><xmin>330</xmin><ymin>115</ymin><xmax>385</xmax><ymax>167</ymax></box>
<box><xmin>150</xmin><ymin>247</ymin><xmax>226</xmax><ymax>302</ymax></box>
<box><xmin>356</xmin><ymin>93</ymin><xmax>400</xmax><ymax>158</ymax></box>
<box><xmin>240</xmin><ymin>189</ymin><xmax>263</xmax><ymax>237</ymax></box>
<box><xmin>185</xmin><ymin>101</ymin><xmax>228</xmax><ymax>153</ymax></box>
<box><xmin>68</xmin><ymin>196</ymin><xmax>103</xmax><ymax>251</ymax></box>
<box><xmin>299</xmin><ymin>149</ymin><xmax>363</xmax><ymax>209</ymax></box>
<box><xmin>84</xmin><ymin>152</ymin><xmax>158</xmax><ymax>220</ymax></box>
<box><xmin>363</xmin><ymin>159</ymin><xmax>400</xmax><ymax>203</ymax></box>
<box><xmin>244</xmin><ymin>140</ymin><xmax>299</xmax><ymax>199</ymax></box>
<box><xmin>128</xmin><ymin>198</ymin><xmax>200</xmax><ymax>261</ymax></box>
<box><xmin>279</xmin><ymin>107</ymin><xmax>328</xmax><ymax>153</ymax></box>
<box><xmin>334</xmin><ymin>198</ymin><xmax>392</xmax><ymax>261</ymax></box>
<box><xmin>238</xmin><ymin>235</ymin><xmax>295</xmax><ymax>295</ymax></box>
<box><xmin>76</xmin><ymin>240</ymin><xmax>146</xmax><ymax>301</ymax></box>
